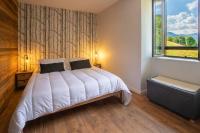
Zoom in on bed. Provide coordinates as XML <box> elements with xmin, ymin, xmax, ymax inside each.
<box><xmin>9</xmin><ymin>66</ymin><xmax>132</xmax><ymax>133</ymax></box>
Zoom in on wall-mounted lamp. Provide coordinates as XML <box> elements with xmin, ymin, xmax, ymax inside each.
<box><xmin>95</xmin><ymin>51</ymin><xmax>99</xmax><ymax>64</ymax></box>
<box><xmin>94</xmin><ymin>51</ymin><xmax>102</xmax><ymax>68</ymax></box>
<box><xmin>24</xmin><ymin>54</ymin><xmax>29</xmax><ymax>72</ymax></box>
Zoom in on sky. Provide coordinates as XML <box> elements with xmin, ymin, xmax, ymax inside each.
<box><xmin>156</xmin><ymin>0</ymin><xmax>198</xmax><ymax>35</ymax></box>
<box><xmin>167</xmin><ymin>0</ymin><xmax>198</xmax><ymax>15</ymax></box>
<box><xmin>167</xmin><ymin>0</ymin><xmax>198</xmax><ymax>35</ymax></box>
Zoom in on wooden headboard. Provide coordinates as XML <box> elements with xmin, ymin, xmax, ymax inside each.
<box><xmin>0</xmin><ymin>0</ymin><xmax>18</xmax><ymax>113</ymax></box>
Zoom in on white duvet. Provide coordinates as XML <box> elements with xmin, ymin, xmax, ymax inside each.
<box><xmin>9</xmin><ymin>67</ymin><xmax>132</xmax><ymax>133</ymax></box>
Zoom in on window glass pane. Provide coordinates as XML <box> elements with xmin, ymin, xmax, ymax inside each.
<box><xmin>165</xmin><ymin>49</ymin><xmax>198</xmax><ymax>58</ymax></box>
<box><xmin>166</xmin><ymin>0</ymin><xmax>199</xmax><ymax>58</ymax></box>
<box><xmin>153</xmin><ymin>0</ymin><xmax>165</xmax><ymax>56</ymax></box>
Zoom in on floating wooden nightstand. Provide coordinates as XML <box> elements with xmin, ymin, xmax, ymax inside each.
<box><xmin>94</xmin><ymin>64</ymin><xmax>102</xmax><ymax>69</ymax></box>
<box><xmin>15</xmin><ymin>71</ymin><xmax>33</xmax><ymax>89</ymax></box>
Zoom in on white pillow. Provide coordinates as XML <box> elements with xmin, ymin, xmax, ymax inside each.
<box><xmin>39</xmin><ymin>58</ymin><xmax>65</xmax><ymax>64</ymax></box>
<box><xmin>39</xmin><ymin>58</ymin><xmax>70</xmax><ymax>70</ymax></box>
<box><xmin>69</xmin><ymin>57</ymin><xmax>87</xmax><ymax>62</ymax></box>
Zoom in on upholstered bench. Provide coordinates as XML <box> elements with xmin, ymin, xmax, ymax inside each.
<box><xmin>147</xmin><ymin>76</ymin><xmax>200</xmax><ymax>120</ymax></box>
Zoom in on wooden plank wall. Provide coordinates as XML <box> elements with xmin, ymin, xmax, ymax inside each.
<box><xmin>0</xmin><ymin>0</ymin><xmax>18</xmax><ymax>113</ymax></box>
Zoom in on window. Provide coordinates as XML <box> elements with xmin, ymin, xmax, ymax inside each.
<box><xmin>153</xmin><ymin>0</ymin><xmax>200</xmax><ymax>60</ymax></box>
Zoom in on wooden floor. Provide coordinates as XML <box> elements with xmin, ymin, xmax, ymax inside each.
<box><xmin>0</xmin><ymin>90</ymin><xmax>200</xmax><ymax>133</ymax></box>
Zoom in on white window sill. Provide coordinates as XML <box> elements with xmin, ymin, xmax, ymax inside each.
<box><xmin>153</xmin><ymin>56</ymin><xmax>200</xmax><ymax>63</ymax></box>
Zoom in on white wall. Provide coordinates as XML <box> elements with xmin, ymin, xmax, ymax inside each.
<box><xmin>141</xmin><ymin>0</ymin><xmax>152</xmax><ymax>91</ymax></box>
<box><xmin>98</xmin><ymin>0</ymin><xmax>200</xmax><ymax>94</ymax></box>
<box><xmin>151</xmin><ymin>58</ymin><xmax>200</xmax><ymax>85</ymax></box>
<box><xmin>97</xmin><ymin>0</ymin><xmax>142</xmax><ymax>92</ymax></box>
<box><xmin>141</xmin><ymin>0</ymin><xmax>200</xmax><ymax>88</ymax></box>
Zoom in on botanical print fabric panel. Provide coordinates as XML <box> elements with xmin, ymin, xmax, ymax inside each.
<box><xmin>18</xmin><ymin>3</ymin><xmax>97</xmax><ymax>71</ymax></box>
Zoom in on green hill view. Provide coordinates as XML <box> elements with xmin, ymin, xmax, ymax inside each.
<box><xmin>166</xmin><ymin>41</ymin><xmax>198</xmax><ymax>58</ymax></box>
<box><xmin>155</xmin><ymin>15</ymin><xmax>198</xmax><ymax>58</ymax></box>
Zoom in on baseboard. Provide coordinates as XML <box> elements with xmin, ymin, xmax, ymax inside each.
<box><xmin>141</xmin><ymin>89</ymin><xmax>147</xmax><ymax>95</ymax></box>
<box><xmin>131</xmin><ymin>88</ymin><xmax>147</xmax><ymax>95</ymax></box>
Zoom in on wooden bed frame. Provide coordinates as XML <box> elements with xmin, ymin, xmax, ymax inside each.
<box><xmin>40</xmin><ymin>90</ymin><xmax>124</xmax><ymax>118</ymax></box>
<box><xmin>63</xmin><ymin>90</ymin><xmax>124</xmax><ymax>110</ymax></box>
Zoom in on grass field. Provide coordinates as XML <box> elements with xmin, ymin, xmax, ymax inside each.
<box><xmin>165</xmin><ymin>41</ymin><xmax>198</xmax><ymax>58</ymax></box>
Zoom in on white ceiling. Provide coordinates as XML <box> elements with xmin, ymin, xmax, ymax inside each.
<box><xmin>20</xmin><ymin>0</ymin><xmax>119</xmax><ymax>13</ymax></box>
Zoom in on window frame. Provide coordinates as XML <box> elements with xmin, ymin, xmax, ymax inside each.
<box><xmin>152</xmin><ymin>0</ymin><xmax>200</xmax><ymax>60</ymax></box>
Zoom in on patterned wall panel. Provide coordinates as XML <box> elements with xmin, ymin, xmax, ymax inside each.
<box><xmin>18</xmin><ymin>3</ymin><xmax>97</xmax><ymax>71</ymax></box>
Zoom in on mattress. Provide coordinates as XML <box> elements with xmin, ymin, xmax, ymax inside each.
<box><xmin>9</xmin><ymin>67</ymin><xmax>132</xmax><ymax>133</ymax></box>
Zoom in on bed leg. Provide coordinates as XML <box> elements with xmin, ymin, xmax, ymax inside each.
<box><xmin>119</xmin><ymin>91</ymin><xmax>124</xmax><ymax>104</ymax></box>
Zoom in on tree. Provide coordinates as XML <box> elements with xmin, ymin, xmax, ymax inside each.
<box><xmin>155</xmin><ymin>15</ymin><xmax>163</xmax><ymax>54</ymax></box>
<box><xmin>186</xmin><ymin>37</ymin><xmax>197</xmax><ymax>47</ymax></box>
<box><xmin>173</xmin><ymin>37</ymin><xmax>180</xmax><ymax>44</ymax></box>
<box><xmin>179</xmin><ymin>36</ymin><xmax>186</xmax><ymax>45</ymax></box>
<box><xmin>168</xmin><ymin>37</ymin><xmax>173</xmax><ymax>42</ymax></box>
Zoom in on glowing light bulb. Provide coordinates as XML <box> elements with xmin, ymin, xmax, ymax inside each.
<box><xmin>98</xmin><ymin>51</ymin><xmax>105</xmax><ymax>60</ymax></box>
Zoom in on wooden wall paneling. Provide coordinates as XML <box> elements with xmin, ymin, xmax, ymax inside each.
<box><xmin>0</xmin><ymin>0</ymin><xmax>18</xmax><ymax>113</ymax></box>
